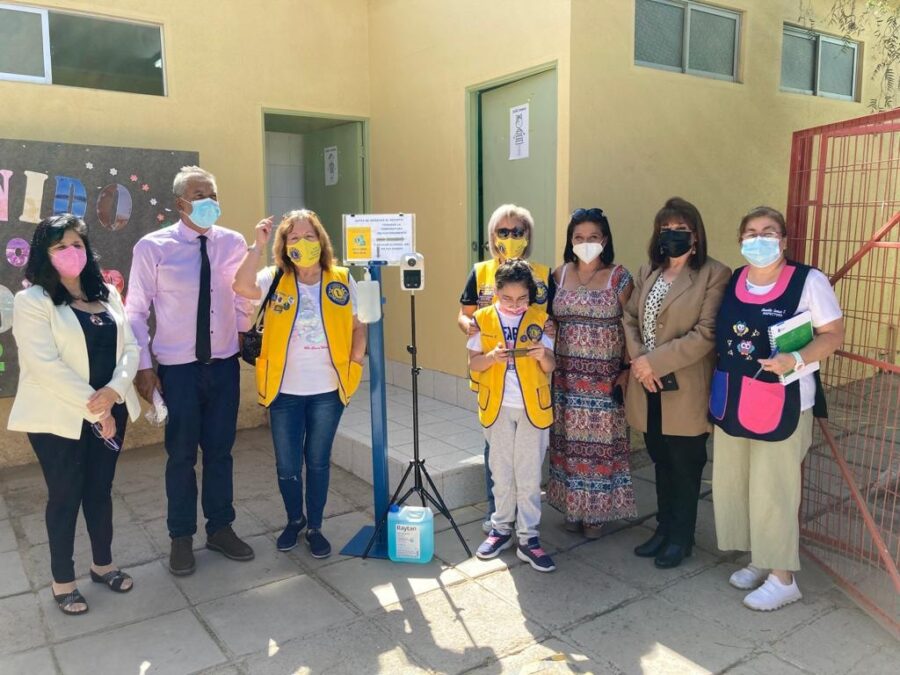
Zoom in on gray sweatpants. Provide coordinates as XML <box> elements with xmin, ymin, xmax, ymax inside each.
<box><xmin>485</xmin><ymin>406</ymin><xmax>546</xmax><ymax>544</ymax></box>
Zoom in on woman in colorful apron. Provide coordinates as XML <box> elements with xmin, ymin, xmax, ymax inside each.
<box><xmin>711</xmin><ymin>206</ymin><xmax>844</xmax><ymax>611</ymax></box>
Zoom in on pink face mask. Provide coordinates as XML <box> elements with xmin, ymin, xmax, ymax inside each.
<box><xmin>50</xmin><ymin>246</ymin><xmax>88</xmax><ymax>278</ymax></box>
<box><xmin>501</xmin><ymin>304</ymin><xmax>528</xmax><ymax>316</ymax></box>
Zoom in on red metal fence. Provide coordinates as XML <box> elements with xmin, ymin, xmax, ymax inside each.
<box><xmin>787</xmin><ymin>108</ymin><xmax>900</xmax><ymax>639</ymax></box>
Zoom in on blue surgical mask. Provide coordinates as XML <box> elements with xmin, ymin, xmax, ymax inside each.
<box><xmin>186</xmin><ymin>198</ymin><xmax>220</xmax><ymax>229</ymax></box>
<box><xmin>741</xmin><ymin>236</ymin><xmax>782</xmax><ymax>268</ymax></box>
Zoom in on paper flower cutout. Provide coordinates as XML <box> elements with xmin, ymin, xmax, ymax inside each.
<box><xmin>150</xmin><ymin>198</ymin><xmax>157</xmax><ymax>206</ymax></box>
<box><xmin>141</xmin><ymin>184</ymin><xmax>150</xmax><ymax>192</ymax></box>
<box><xmin>156</xmin><ymin>213</ymin><xmax>165</xmax><ymax>222</ymax></box>
<box><xmin>130</xmin><ymin>174</ymin><xmax>138</xmax><ymax>182</ymax></box>
<box><xmin>85</xmin><ymin>162</ymin><xmax>94</xmax><ymax>170</ymax></box>
<box><xmin>109</xmin><ymin>168</ymin><xmax>118</xmax><ymax>176</ymax></box>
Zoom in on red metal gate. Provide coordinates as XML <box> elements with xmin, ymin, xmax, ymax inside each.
<box><xmin>787</xmin><ymin>108</ymin><xmax>900</xmax><ymax>639</ymax></box>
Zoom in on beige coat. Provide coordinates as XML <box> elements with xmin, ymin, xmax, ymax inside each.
<box><xmin>623</xmin><ymin>257</ymin><xmax>731</xmax><ymax>437</ymax></box>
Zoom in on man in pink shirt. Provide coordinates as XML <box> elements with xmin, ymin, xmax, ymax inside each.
<box><xmin>126</xmin><ymin>166</ymin><xmax>255</xmax><ymax>576</ymax></box>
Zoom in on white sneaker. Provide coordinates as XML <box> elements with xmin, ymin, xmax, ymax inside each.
<box><xmin>743</xmin><ymin>574</ymin><xmax>802</xmax><ymax>611</ymax></box>
<box><xmin>729</xmin><ymin>564</ymin><xmax>768</xmax><ymax>590</ymax></box>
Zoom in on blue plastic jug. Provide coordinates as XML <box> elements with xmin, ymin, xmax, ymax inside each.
<box><xmin>387</xmin><ymin>504</ymin><xmax>434</xmax><ymax>564</ymax></box>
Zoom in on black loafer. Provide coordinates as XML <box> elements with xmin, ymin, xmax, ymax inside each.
<box><xmin>654</xmin><ymin>543</ymin><xmax>692</xmax><ymax>569</ymax></box>
<box><xmin>169</xmin><ymin>536</ymin><xmax>196</xmax><ymax>576</ymax></box>
<box><xmin>634</xmin><ymin>531</ymin><xmax>668</xmax><ymax>558</ymax></box>
<box><xmin>207</xmin><ymin>526</ymin><xmax>255</xmax><ymax>561</ymax></box>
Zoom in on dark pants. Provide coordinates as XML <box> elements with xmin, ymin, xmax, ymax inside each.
<box><xmin>645</xmin><ymin>390</ymin><xmax>708</xmax><ymax>547</ymax></box>
<box><xmin>28</xmin><ymin>406</ymin><xmax>127</xmax><ymax>583</ymax></box>
<box><xmin>269</xmin><ymin>390</ymin><xmax>344</xmax><ymax>529</ymax></box>
<box><xmin>158</xmin><ymin>356</ymin><xmax>239</xmax><ymax>538</ymax></box>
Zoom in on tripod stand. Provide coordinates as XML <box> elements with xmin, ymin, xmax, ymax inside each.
<box><xmin>363</xmin><ymin>292</ymin><xmax>472</xmax><ymax>558</ymax></box>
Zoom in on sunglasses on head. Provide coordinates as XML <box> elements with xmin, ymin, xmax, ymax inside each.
<box><xmin>496</xmin><ymin>227</ymin><xmax>526</xmax><ymax>239</ymax></box>
<box><xmin>572</xmin><ymin>208</ymin><xmax>605</xmax><ymax>221</ymax></box>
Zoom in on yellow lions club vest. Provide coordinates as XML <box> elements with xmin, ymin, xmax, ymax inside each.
<box><xmin>255</xmin><ymin>265</ymin><xmax>362</xmax><ymax>407</ymax></box>
<box><xmin>469</xmin><ymin>304</ymin><xmax>553</xmax><ymax>429</ymax></box>
<box><xmin>473</xmin><ymin>258</ymin><xmax>551</xmax><ymax>309</ymax></box>
<box><xmin>469</xmin><ymin>258</ymin><xmax>551</xmax><ymax>392</ymax></box>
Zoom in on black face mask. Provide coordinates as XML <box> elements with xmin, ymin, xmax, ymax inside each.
<box><xmin>658</xmin><ymin>230</ymin><xmax>693</xmax><ymax>258</ymax></box>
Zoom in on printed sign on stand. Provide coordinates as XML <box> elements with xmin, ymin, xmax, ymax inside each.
<box><xmin>343</xmin><ymin>213</ymin><xmax>415</xmax><ymax>266</ymax></box>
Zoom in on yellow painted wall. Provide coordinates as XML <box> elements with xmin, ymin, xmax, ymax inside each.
<box><xmin>366</xmin><ymin>0</ymin><xmax>572</xmax><ymax>375</ymax></box>
<box><xmin>568</xmin><ymin>0</ymin><xmax>883</xmax><ymax>278</ymax></box>
<box><xmin>0</xmin><ymin>0</ymin><xmax>371</xmax><ymax>465</ymax></box>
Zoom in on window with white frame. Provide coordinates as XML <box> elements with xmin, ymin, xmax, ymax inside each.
<box><xmin>0</xmin><ymin>3</ymin><xmax>165</xmax><ymax>96</ymax></box>
<box><xmin>634</xmin><ymin>0</ymin><xmax>741</xmax><ymax>81</ymax></box>
<box><xmin>781</xmin><ymin>26</ymin><xmax>858</xmax><ymax>100</ymax></box>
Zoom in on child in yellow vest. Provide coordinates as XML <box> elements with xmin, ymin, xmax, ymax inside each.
<box><xmin>467</xmin><ymin>260</ymin><xmax>557</xmax><ymax>572</ymax></box>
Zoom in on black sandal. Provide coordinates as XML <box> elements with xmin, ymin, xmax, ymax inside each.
<box><xmin>53</xmin><ymin>589</ymin><xmax>89</xmax><ymax>615</ymax></box>
<box><xmin>90</xmin><ymin>569</ymin><xmax>133</xmax><ymax>593</ymax></box>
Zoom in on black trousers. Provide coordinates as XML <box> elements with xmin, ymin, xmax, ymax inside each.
<box><xmin>158</xmin><ymin>356</ymin><xmax>239</xmax><ymax>538</ymax></box>
<box><xmin>28</xmin><ymin>406</ymin><xmax>127</xmax><ymax>583</ymax></box>
<box><xmin>644</xmin><ymin>391</ymin><xmax>708</xmax><ymax>547</ymax></box>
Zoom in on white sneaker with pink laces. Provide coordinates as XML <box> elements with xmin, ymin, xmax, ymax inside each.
<box><xmin>743</xmin><ymin>573</ymin><xmax>802</xmax><ymax>611</ymax></box>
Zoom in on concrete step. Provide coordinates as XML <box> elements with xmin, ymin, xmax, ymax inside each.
<box><xmin>332</xmin><ymin>374</ymin><xmax>488</xmax><ymax>511</ymax></box>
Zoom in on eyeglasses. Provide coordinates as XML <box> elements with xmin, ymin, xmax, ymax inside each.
<box><xmin>572</xmin><ymin>208</ymin><xmax>605</xmax><ymax>221</ymax></box>
<box><xmin>740</xmin><ymin>232</ymin><xmax>782</xmax><ymax>241</ymax></box>
<box><xmin>496</xmin><ymin>228</ymin><xmax>526</xmax><ymax>239</ymax></box>
<box><xmin>91</xmin><ymin>422</ymin><xmax>121</xmax><ymax>452</ymax></box>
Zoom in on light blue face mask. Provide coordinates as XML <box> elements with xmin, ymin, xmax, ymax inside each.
<box><xmin>741</xmin><ymin>236</ymin><xmax>782</xmax><ymax>268</ymax></box>
<box><xmin>186</xmin><ymin>198</ymin><xmax>221</xmax><ymax>229</ymax></box>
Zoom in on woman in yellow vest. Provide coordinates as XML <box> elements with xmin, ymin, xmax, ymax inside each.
<box><xmin>467</xmin><ymin>260</ymin><xmax>557</xmax><ymax>572</ymax></box>
<box><xmin>233</xmin><ymin>210</ymin><xmax>366</xmax><ymax>559</ymax></box>
<box><xmin>457</xmin><ymin>203</ymin><xmax>554</xmax><ymax>533</ymax></box>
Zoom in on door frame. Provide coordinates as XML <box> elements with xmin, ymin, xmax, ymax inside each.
<box><xmin>464</xmin><ymin>62</ymin><xmax>558</xmax><ymax>270</ymax></box>
<box><xmin>259</xmin><ymin>107</ymin><xmax>371</xmax><ymax>232</ymax></box>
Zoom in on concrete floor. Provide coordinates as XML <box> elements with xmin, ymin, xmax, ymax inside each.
<box><xmin>0</xmin><ymin>426</ymin><xmax>897</xmax><ymax>675</ymax></box>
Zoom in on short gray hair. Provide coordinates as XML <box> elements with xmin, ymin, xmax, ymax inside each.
<box><xmin>172</xmin><ymin>166</ymin><xmax>217</xmax><ymax>197</ymax></box>
<box><xmin>487</xmin><ymin>203</ymin><xmax>535</xmax><ymax>259</ymax></box>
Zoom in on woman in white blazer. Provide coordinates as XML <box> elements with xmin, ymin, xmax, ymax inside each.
<box><xmin>8</xmin><ymin>214</ymin><xmax>141</xmax><ymax>616</ymax></box>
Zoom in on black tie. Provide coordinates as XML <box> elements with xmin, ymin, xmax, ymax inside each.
<box><xmin>196</xmin><ymin>235</ymin><xmax>212</xmax><ymax>363</ymax></box>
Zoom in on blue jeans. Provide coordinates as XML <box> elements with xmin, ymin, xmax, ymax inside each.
<box><xmin>158</xmin><ymin>356</ymin><xmax>239</xmax><ymax>538</ymax></box>
<box><xmin>269</xmin><ymin>390</ymin><xmax>344</xmax><ymax>529</ymax></box>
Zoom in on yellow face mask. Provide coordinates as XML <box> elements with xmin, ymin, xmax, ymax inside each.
<box><xmin>287</xmin><ymin>239</ymin><xmax>321</xmax><ymax>268</ymax></box>
<box><xmin>496</xmin><ymin>236</ymin><xmax>528</xmax><ymax>260</ymax></box>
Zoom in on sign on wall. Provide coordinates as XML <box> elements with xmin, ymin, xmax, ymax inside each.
<box><xmin>509</xmin><ymin>103</ymin><xmax>529</xmax><ymax>160</ymax></box>
<box><xmin>0</xmin><ymin>139</ymin><xmax>198</xmax><ymax>397</ymax></box>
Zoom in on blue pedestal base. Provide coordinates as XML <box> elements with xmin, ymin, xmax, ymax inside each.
<box><xmin>340</xmin><ymin>526</ymin><xmax>389</xmax><ymax>559</ymax></box>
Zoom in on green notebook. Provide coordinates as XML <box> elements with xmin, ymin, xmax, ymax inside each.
<box><xmin>767</xmin><ymin>310</ymin><xmax>818</xmax><ymax>385</ymax></box>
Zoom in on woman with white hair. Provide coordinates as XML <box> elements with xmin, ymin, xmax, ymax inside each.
<box><xmin>457</xmin><ymin>203</ymin><xmax>554</xmax><ymax>532</ymax></box>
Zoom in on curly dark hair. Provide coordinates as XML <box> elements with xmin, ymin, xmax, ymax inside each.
<box><xmin>563</xmin><ymin>207</ymin><xmax>615</xmax><ymax>266</ymax></box>
<box><xmin>494</xmin><ymin>259</ymin><xmax>538</xmax><ymax>304</ymax></box>
<box><xmin>25</xmin><ymin>214</ymin><xmax>109</xmax><ymax>306</ymax></box>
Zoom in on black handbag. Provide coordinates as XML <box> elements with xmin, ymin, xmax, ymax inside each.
<box><xmin>240</xmin><ymin>268</ymin><xmax>284</xmax><ymax>366</ymax></box>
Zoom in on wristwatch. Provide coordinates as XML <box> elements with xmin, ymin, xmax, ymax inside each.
<box><xmin>791</xmin><ymin>351</ymin><xmax>806</xmax><ymax>371</ymax></box>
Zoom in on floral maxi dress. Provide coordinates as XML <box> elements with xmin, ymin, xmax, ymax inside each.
<box><xmin>548</xmin><ymin>264</ymin><xmax>637</xmax><ymax>526</ymax></box>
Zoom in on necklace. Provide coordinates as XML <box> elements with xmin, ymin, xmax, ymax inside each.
<box><xmin>574</xmin><ymin>262</ymin><xmax>604</xmax><ymax>290</ymax></box>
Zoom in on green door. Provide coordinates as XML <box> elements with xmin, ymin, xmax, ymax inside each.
<box><xmin>303</xmin><ymin>121</ymin><xmax>366</xmax><ymax>262</ymax></box>
<box><xmin>479</xmin><ymin>69</ymin><xmax>557</xmax><ymax>269</ymax></box>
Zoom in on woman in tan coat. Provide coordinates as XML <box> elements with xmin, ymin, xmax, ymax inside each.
<box><xmin>623</xmin><ymin>197</ymin><xmax>730</xmax><ymax>569</ymax></box>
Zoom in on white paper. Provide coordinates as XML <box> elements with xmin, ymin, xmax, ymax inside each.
<box><xmin>343</xmin><ymin>213</ymin><xmax>416</xmax><ymax>266</ymax></box>
<box><xmin>324</xmin><ymin>146</ymin><xmax>338</xmax><ymax>186</ymax></box>
<box><xmin>509</xmin><ymin>103</ymin><xmax>529</xmax><ymax>160</ymax></box>
<box><xmin>395</xmin><ymin>523</ymin><xmax>421</xmax><ymax>559</ymax></box>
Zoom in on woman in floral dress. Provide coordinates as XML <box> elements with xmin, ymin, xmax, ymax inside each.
<box><xmin>548</xmin><ymin>208</ymin><xmax>637</xmax><ymax>537</ymax></box>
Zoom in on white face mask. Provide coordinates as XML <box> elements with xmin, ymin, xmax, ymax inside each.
<box><xmin>572</xmin><ymin>242</ymin><xmax>604</xmax><ymax>264</ymax></box>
